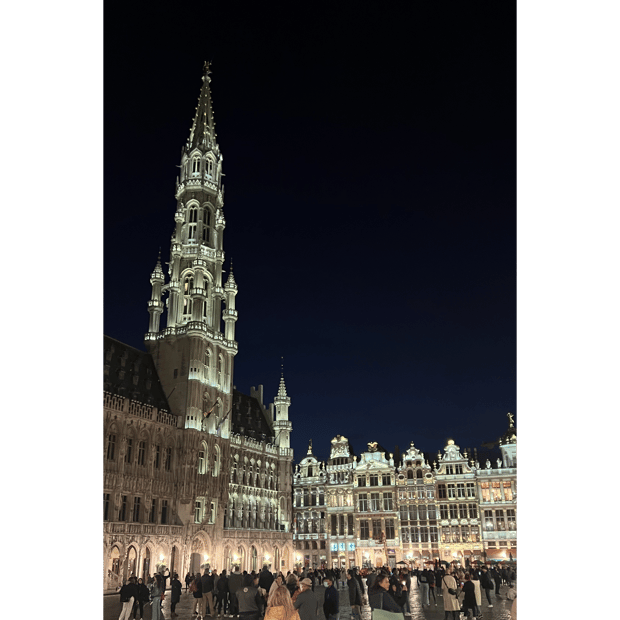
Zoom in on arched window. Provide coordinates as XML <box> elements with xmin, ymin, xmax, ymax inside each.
<box><xmin>192</xmin><ymin>157</ymin><xmax>201</xmax><ymax>175</ymax></box>
<box><xmin>198</xmin><ymin>442</ymin><xmax>208</xmax><ymax>474</ymax></box>
<box><xmin>183</xmin><ymin>275</ymin><xmax>194</xmax><ymax>321</ymax></box>
<box><xmin>205</xmin><ymin>157</ymin><xmax>214</xmax><ymax>178</ymax></box>
<box><xmin>202</xmin><ymin>208</ymin><xmax>212</xmax><ymax>244</ymax></box>
<box><xmin>407</xmin><ymin>469</ymin><xmax>414</xmax><ymax>480</ymax></box>
<box><xmin>212</xmin><ymin>445</ymin><xmax>220</xmax><ymax>477</ymax></box>
<box><xmin>217</xmin><ymin>355</ymin><xmax>224</xmax><ymax>386</ymax></box>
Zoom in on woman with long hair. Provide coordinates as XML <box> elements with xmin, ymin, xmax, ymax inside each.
<box><xmin>150</xmin><ymin>574</ymin><xmax>165</xmax><ymax>620</ymax></box>
<box><xmin>368</xmin><ymin>573</ymin><xmax>403</xmax><ymax>614</ymax></box>
<box><xmin>265</xmin><ymin>585</ymin><xmax>301</xmax><ymax>620</ymax></box>
<box><xmin>441</xmin><ymin>566</ymin><xmax>460</xmax><ymax>620</ymax></box>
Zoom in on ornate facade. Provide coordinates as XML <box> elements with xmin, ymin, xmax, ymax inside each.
<box><xmin>292</xmin><ymin>415</ymin><xmax>517</xmax><ymax>569</ymax></box>
<box><xmin>104</xmin><ymin>64</ymin><xmax>294</xmax><ymax>591</ymax></box>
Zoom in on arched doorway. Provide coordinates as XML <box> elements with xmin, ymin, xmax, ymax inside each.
<box><xmin>251</xmin><ymin>546</ymin><xmax>258</xmax><ymax>572</ymax></box>
<box><xmin>171</xmin><ymin>546</ymin><xmax>178</xmax><ymax>576</ymax></box>
<box><xmin>143</xmin><ymin>547</ymin><xmax>151</xmax><ymax>580</ymax></box>
<box><xmin>191</xmin><ymin>553</ymin><xmax>201</xmax><ymax>574</ymax></box>
<box><xmin>126</xmin><ymin>546</ymin><xmax>138</xmax><ymax>581</ymax></box>
<box><xmin>109</xmin><ymin>546</ymin><xmax>121</xmax><ymax>576</ymax></box>
<box><xmin>237</xmin><ymin>546</ymin><xmax>245</xmax><ymax>572</ymax></box>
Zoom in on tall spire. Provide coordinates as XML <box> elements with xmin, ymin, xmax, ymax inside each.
<box><xmin>187</xmin><ymin>61</ymin><xmax>216</xmax><ymax>150</ymax></box>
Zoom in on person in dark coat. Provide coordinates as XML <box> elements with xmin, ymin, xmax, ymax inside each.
<box><xmin>490</xmin><ymin>566</ymin><xmax>501</xmax><ymax>597</ymax></box>
<box><xmin>171</xmin><ymin>573</ymin><xmax>182</xmax><ymax>617</ymax></box>
<box><xmin>259</xmin><ymin>566</ymin><xmax>275</xmax><ymax>593</ymax></box>
<box><xmin>368</xmin><ymin>574</ymin><xmax>403</xmax><ymax>614</ymax></box>
<box><xmin>346</xmin><ymin>570</ymin><xmax>363</xmax><ymax>620</ymax></box>
<box><xmin>132</xmin><ymin>578</ymin><xmax>150</xmax><ymax>620</ymax></box>
<box><xmin>216</xmin><ymin>569</ymin><xmax>230</xmax><ymax>616</ymax></box>
<box><xmin>322</xmin><ymin>576</ymin><xmax>340</xmax><ymax>620</ymax></box>
<box><xmin>229</xmin><ymin>567</ymin><xmax>243</xmax><ymax>617</ymax></box>
<box><xmin>461</xmin><ymin>574</ymin><xmax>476</xmax><ymax>619</ymax></box>
<box><xmin>119</xmin><ymin>577</ymin><xmax>139</xmax><ymax>620</ymax></box>
<box><xmin>186</xmin><ymin>572</ymin><xmax>193</xmax><ymax>593</ymax></box>
<box><xmin>480</xmin><ymin>566</ymin><xmax>494</xmax><ymax>607</ymax></box>
<box><xmin>236</xmin><ymin>574</ymin><xmax>263</xmax><ymax>620</ymax></box>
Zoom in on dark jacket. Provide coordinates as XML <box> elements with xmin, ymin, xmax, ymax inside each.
<box><xmin>236</xmin><ymin>585</ymin><xmax>263</xmax><ymax>614</ymax></box>
<box><xmin>323</xmin><ymin>584</ymin><xmax>339</xmax><ymax>618</ymax></box>
<box><xmin>193</xmin><ymin>578</ymin><xmax>203</xmax><ymax>598</ymax></box>
<box><xmin>229</xmin><ymin>571</ymin><xmax>243</xmax><ymax>596</ymax></box>
<box><xmin>294</xmin><ymin>588</ymin><xmax>319</xmax><ymax>620</ymax></box>
<box><xmin>259</xmin><ymin>568</ymin><xmax>274</xmax><ymax>592</ymax></box>
<box><xmin>480</xmin><ymin>570</ymin><xmax>494</xmax><ymax>590</ymax></box>
<box><xmin>347</xmin><ymin>573</ymin><xmax>363</xmax><ymax>607</ymax></box>
<box><xmin>202</xmin><ymin>573</ymin><xmax>215</xmax><ymax>593</ymax></box>
<box><xmin>120</xmin><ymin>582</ymin><xmax>138</xmax><ymax>603</ymax></box>
<box><xmin>137</xmin><ymin>583</ymin><xmax>150</xmax><ymax>603</ymax></box>
<box><xmin>171</xmin><ymin>578</ymin><xmax>182</xmax><ymax>603</ymax></box>
<box><xmin>368</xmin><ymin>585</ymin><xmax>402</xmax><ymax>614</ymax></box>
<box><xmin>217</xmin><ymin>574</ymin><xmax>229</xmax><ymax>594</ymax></box>
<box><xmin>462</xmin><ymin>581</ymin><xmax>476</xmax><ymax>608</ymax></box>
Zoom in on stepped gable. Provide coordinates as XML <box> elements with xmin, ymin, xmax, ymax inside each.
<box><xmin>103</xmin><ymin>335</ymin><xmax>171</xmax><ymax>412</ymax></box>
<box><xmin>231</xmin><ymin>388</ymin><xmax>275</xmax><ymax>441</ymax></box>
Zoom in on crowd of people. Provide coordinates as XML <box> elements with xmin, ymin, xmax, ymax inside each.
<box><xmin>118</xmin><ymin>562</ymin><xmax>516</xmax><ymax>620</ymax></box>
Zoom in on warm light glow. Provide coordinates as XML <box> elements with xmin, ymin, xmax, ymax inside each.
<box><xmin>233</xmin><ymin>554</ymin><xmax>239</xmax><ymax>561</ymax></box>
<box><xmin>160</xmin><ymin>554</ymin><xmax>164</xmax><ymax>561</ymax></box>
<box><xmin>204</xmin><ymin>554</ymin><xmax>209</xmax><ymax>562</ymax></box>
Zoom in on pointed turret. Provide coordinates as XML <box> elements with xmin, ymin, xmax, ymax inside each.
<box><xmin>187</xmin><ymin>61</ymin><xmax>217</xmax><ymax>151</ymax></box>
<box><xmin>147</xmin><ymin>250</ymin><xmax>165</xmax><ymax>333</ymax></box>
<box><xmin>499</xmin><ymin>412</ymin><xmax>517</xmax><ymax>467</ymax></box>
<box><xmin>273</xmin><ymin>361</ymin><xmax>292</xmax><ymax>450</ymax></box>
<box><xmin>223</xmin><ymin>259</ymin><xmax>238</xmax><ymax>341</ymax></box>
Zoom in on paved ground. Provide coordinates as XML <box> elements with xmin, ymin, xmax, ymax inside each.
<box><xmin>104</xmin><ymin>583</ymin><xmax>516</xmax><ymax>620</ymax></box>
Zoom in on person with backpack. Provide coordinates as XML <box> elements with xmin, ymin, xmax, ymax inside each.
<box><xmin>191</xmin><ymin>573</ymin><xmax>204</xmax><ymax>616</ymax></box>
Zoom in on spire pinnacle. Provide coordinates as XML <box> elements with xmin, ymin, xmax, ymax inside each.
<box><xmin>188</xmin><ymin>62</ymin><xmax>216</xmax><ymax>150</ymax></box>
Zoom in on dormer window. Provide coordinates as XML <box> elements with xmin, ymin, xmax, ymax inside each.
<box><xmin>192</xmin><ymin>157</ymin><xmax>200</xmax><ymax>175</ymax></box>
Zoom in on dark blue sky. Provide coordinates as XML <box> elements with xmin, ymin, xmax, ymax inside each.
<box><xmin>104</xmin><ymin>3</ymin><xmax>516</xmax><ymax>463</ymax></box>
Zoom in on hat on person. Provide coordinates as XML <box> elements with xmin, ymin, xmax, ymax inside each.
<box><xmin>300</xmin><ymin>578</ymin><xmax>312</xmax><ymax>587</ymax></box>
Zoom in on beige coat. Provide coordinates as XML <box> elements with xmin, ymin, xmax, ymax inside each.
<box><xmin>473</xmin><ymin>579</ymin><xmax>481</xmax><ymax>606</ymax></box>
<box><xmin>441</xmin><ymin>574</ymin><xmax>461</xmax><ymax>612</ymax></box>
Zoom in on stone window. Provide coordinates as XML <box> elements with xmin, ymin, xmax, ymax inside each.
<box><xmin>137</xmin><ymin>441</ymin><xmax>146</xmax><ymax>466</ymax></box>
<box><xmin>360</xmin><ymin>520</ymin><xmax>369</xmax><ymax>540</ymax></box>
<box><xmin>161</xmin><ymin>499</ymin><xmax>168</xmax><ymax>524</ymax></box>
<box><xmin>132</xmin><ymin>497</ymin><xmax>141</xmax><ymax>522</ymax></box>
<box><xmin>106</xmin><ymin>434</ymin><xmax>116</xmax><ymax>460</ymax></box>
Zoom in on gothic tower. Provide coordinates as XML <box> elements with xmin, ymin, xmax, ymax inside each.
<box><xmin>145</xmin><ymin>62</ymin><xmax>237</xmax><ymax>437</ymax></box>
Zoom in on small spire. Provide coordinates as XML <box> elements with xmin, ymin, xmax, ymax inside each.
<box><xmin>188</xmin><ymin>62</ymin><xmax>216</xmax><ymax>149</ymax></box>
<box><xmin>225</xmin><ymin>258</ymin><xmax>237</xmax><ymax>289</ymax></box>
<box><xmin>307</xmin><ymin>439</ymin><xmax>313</xmax><ymax>455</ymax></box>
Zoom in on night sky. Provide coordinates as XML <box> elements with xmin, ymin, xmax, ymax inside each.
<box><xmin>104</xmin><ymin>3</ymin><xmax>516</xmax><ymax>464</ymax></box>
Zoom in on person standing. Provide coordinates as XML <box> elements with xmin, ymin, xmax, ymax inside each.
<box><xmin>460</xmin><ymin>574</ymin><xmax>477</xmax><ymax>620</ymax></box>
<box><xmin>236</xmin><ymin>574</ymin><xmax>264</xmax><ymax>620</ymax></box>
<box><xmin>368</xmin><ymin>573</ymin><xmax>403</xmax><ymax>614</ymax></box>
<box><xmin>119</xmin><ymin>577</ymin><xmax>139</xmax><ymax>620</ymax></box>
<box><xmin>170</xmin><ymin>573</ymin><xmax>182</xmax><ymax>618</ymax></box>
<box><xmin>480</xmin><ymin>566</ymin><xmax>494</xmax><ymax>608</ymax></box>
<box><xmin>192</xmin><ymin>573</ymin><xmax>204</xmax><ymax>617</ymax></box>
<box><xmin>323</xmin><ymin>576</ymin><xmax>340</xmax><ymax>620</ymax></box>
<box><xmin>441</xmin><ymin>567</ymin><xmax>460</xmax><ymax>620</ymax></box>
<box><xmin>294</xmin><ymin>579</ymin><xmax>319</xmax><ymax>620</ymax></box>
<box><xmin>490</xmin><ymin>566</ymin><xmax>501</xmax><ymax>597</ymax></box>
<box><xmin>132</xmin><ymin>577</ymin><xmax>150</xmax><ymax>620</ymax></box>
<box><xmin>229</xmin><ymin>566</ymin><xmax>243</xmax><ymax>618</ymax></box>
<box><xmin>186</xmin><ymin>572</ymin><xmax>193</xmax><ymax>593</ymax></box>
<box><xmin>419</xmin><ymin>568</ymin><xmax>430</xmax><ymax>607</ymax></box>
<box><xmin>216</xmin><ymin>569</ymin><xmax>230</xmax><ymax>616</ymax></box>
<box><xmin>259</xmin><ymin>566</ymin><xmax>275</xmax><ymax>594</ymax></box>
<box><xmin>346</xmin><ymin>570</ymin><xmax>363</xmax><ymax>620</ymax></box>
<box><xmin>427</xmin><ymin>568</ymin><xmax>437</xmax><ymax>605</ymax></box>
<box><xmin>150</xmin><ymin>574</ymin><xmax>166</xmax><ymax>620</ymax></box>
<box><xmin>265</xmin><ymin>586</ymin><xmax>302</xmax><ymax>620</ymax></box>
<box><xmin>202</xmin><ymin>568</ymin><xmax>215</xmax><ymax>617</ymax></box>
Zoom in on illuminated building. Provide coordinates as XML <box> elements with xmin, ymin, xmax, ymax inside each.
<box><xmin>104</xmin><ymin>64</ymin><xmax>294</xmax><ymax>590</ymax></box>
<box><xmin>292</xmin><ymin>417</ymin><xmax>516</xmax><ymax>569</ymax></box>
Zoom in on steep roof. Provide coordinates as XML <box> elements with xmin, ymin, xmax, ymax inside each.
<box><xmin>103</xmin><ymin>335</ymin><xmax>171</xmax><ymax>413</ymax></box>
<box><xmin>231</xmin><ymin>389</ymin><xmax>275</xmax><ymax>442</ymax></box>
